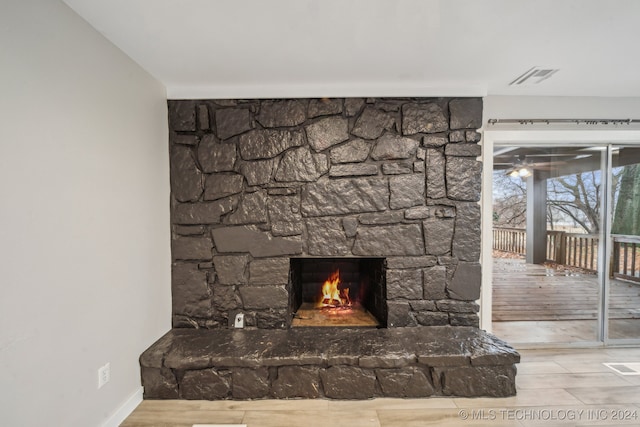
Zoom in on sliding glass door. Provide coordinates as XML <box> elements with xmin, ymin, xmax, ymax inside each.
<box><xmin>606</xmin><ymin>145</ymin><xmax>640</xmax><ymax>342</ymax></box>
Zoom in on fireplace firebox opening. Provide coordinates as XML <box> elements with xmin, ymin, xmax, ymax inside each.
<box><xmin>288</xmin><ymin>257</ymin><xmax>387</xmax><ymax>327</ymax></box>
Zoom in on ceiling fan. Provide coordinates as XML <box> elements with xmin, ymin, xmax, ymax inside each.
<box><xmin>494</xmin><ymin>155</ymin><xmax>568</xmax><ymax>178</ymax></box>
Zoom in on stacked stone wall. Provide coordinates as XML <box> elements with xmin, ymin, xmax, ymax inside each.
<box><xmin>168</xmin><ymin>97</ymin><xmax>483</xmax><ymax>329</ymax></box>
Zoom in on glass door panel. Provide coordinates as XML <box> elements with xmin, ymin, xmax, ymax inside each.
<box><xmin>607</xmin><ymin>145</ymin><xmax>640</xmax><ymax>341</ymax></box>
<box><xmin>492</xmin><ymin>145</ymin><xmax>604</xmax><ymax>344</ymax></box>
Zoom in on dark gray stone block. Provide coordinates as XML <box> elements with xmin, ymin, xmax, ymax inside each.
<box><xmin>239</xmin><ymin>285</ymin><xmax>288</xmax><ymax>309</ymax></box>
<box><xmin>213</xmin><ymin>255</ymin><xmax>249</xmax><ymax>285</ymax></box>
<box><xmin>446</xmin><ymin>157</ymin><xmax>481</xmax><ymax>201</ymax></box>
<box><xmin>168</xmin><ymin>100</ymin><xmax>196</xmax><ymax>131</ymax></box>
<box><xmin>271</xmin><ymin>221</ymin><xmax>303</xmax><ymax>237</ymax></box>
<box><xmin>390</xmin><ymin>174</ymin><xmax>425</xmax><ymax>209</ymax></box>
<box><xmin>306</xmin><ymin>217</ymin><xmax>350</xmax><ymax>256</ymax></box>
<box><xmin>272</xmin><ymin>366</ymin><xmax>321</xmax><ymax>398</ymax></box>
<box><xmin>376</xmin><ymin>367</ymin><xmax>435</xmax><ymax>397</ymax></box>
<box><xmin>409</xmin><ymin>300</ymin><xmax>437</xmax><ymax>311</ymax></box>
<box><xmin>170</xmin><ymin>145</ymin><xmax>203</xmax><ymax>203</ymax></box>
<box><xmin>344</xmin><ymin>98</ymin><xmax>365</xmax><ymax>117</ymax></box>
<box><xmin>172</xmin><ymin>236</ymin><xmax>212</xmax><ymax>261</ymax></box>
<box><xmin>249</xmin><ymin>258</ymin><xmax>290</xmax><ymax>285</ymax></box>
<box><xmin>329</xmin><ymin>163</ymin><xmax>378</xmax><ymax>177</ymax></box>
<box><xmin>448</xmin><ymin>130</ymin><xmax>465</xmax><ymax>142</ymax></box>
<box><xmin>426</xmin><ymin>148</ymin><xmax>446</xmax><ymax>199</ymax></box>
<box><xmin>301</xmin><ymin>178</ymin><xmax>388</xmax><ymax>216</ymax></box>
<box><xmin>415</xmin><ymin>311</ymin><xmax>449</xmax><ymax>326</ymax></box>
<box><xmin>173</xmin><ymin>198</ymin><xmax>238</xmax><ymax>225</ymax></box>
<box><xmin>256</xmin><ymin>100</ymin><xmax>306</xmax><ymax>128</ymax></box>
<box><xmin>432</xmin><ymin>205</ymin><xmax>456</xmax><ymax>218</ymax></box>
<box><xmin>453</xmin><ymin>203</ymin><xmax>481</xmax><ymax>261</ymax></box>
<box><xmin>227</xmin><ymin>191</ymin><xmax>267</xmax><ymax>225</ymax></box>
<box><xmin>174</xmin><ymin>225</ymin><xmax>205</xmax><ymax>236</ymax></box>
<box><xmin>466</xmin><ymin>130</ymin><xmax>482</xmax><ymax>142</ymax></box>
<box><xmin>274</xmin><ymin>147</ymin><xmax>328</xmax><ymax>182</ymax></box>
<box><xmin>448</xmin><ymin>261</ymin><xmax>481</xmax><ymax>301</ymax></box>
<box><xmin>405</xmin><ymin>206</ymin><xmax>431</xmax><ymax>219</ymax></box>
<box><xmin>358</xmin><ymin>211</ymin><xmax>404</xmax><ymax>225</ymax></box>
<box><xmin>238</xmin><ymin>158</ymin><xmax>277</xmax><ymax>186</ymax></box>
<box><xmin>353</xmin><ymin>224</ymin><xmax>425</xmax><ymax>256</ymax></box>
<box><xmin>141</xmin><ymin>367</ymin><xmax>179</xmax><ymax>399</ymax></box>
<box><xmin>438</xmin><ymin>365</ymin><xmax>516</xmax><ymax>397</ymax></box>
<box><xmin>370</xmin><ymin>134</ymin><xmax>419</xmax><ymax>160</ymax></box>
<box><xmin>352</xmin><ymin>107</ymin><xmax>395</xmax><ymax>139</ymax></box>
<box><xmin>198</xmin><ymin>105</ymin><xmax>210</xmax><ymax>130</ymax></box>
<box><xmin>423</xmin><ymin>265</ymin><xmax>447</xmax><ymax>299</ymax></box>
<box><xmin>198</xmin><ymin>135</ymin><xmax>237</xmax><ymax>173</ymax></box>
<box><xmin>255</xmin><ymin>308</ymin><xmax>288</xmax><ymax>329</ymax></box>
<box><xmin>267</xmin><ymin>194</ymin><xmax>301</xmax><ymax>223</ymax></box>
<box><xmin>181</xmin><ymin>369</ymin><xmax>230</xmax><ymax>400</ymax></box>
<box><xmin>238</xmin><ymin>129</ymin><xmax>304</xmax><ymax>160</ymax></box>
<box><xmin>386</xmin><ymin>256</ymin><xmax>437</xmax><ymax>269</ymax></box>
<box><xmin>321</xmin><ymin>366</ymin><xmax>377</xmax><ymax>399</ymax></box>
<box><xmin>215</xmin><ymin>108</ymin><xmax>253</xmax><ymax>140</ymax></box>
<box><xmin>445</xmin><ymin>143</ymin><xmax>481</xmax><ymax>157</ymax></box>
<box><xmin>449</xmin><ymin>98</ymin><xmax>483</xmax><ymax>130</ymax></box>
<box><xmin>305</xmin><ymin>116</ymin><xmax>349</xmax><ymax>151</ymax></box>
<box><xmin>211</xmin><ymin>226</ymin><xmax>302</xmax><ymax>257</ymax></box>
<box><xmin>232</xmin><ymin>367</ymin><xmax>270</xmax><ymax>399</ymax></box>
<box><xmin>387</xmin><ymin>301</ymin><xmax>415</xmax><ymax>327</ymax></box>
<box><xmin>436</xmin><ymin>300</ymin><xmax>479</xmax><ymax>313</ymax></box>
<box><xmin>423</xmin><ymin>135</ymin><xmax>448</xmax><ymax>147</ymax></box>
<box><xmin>450</xmin><ymin>313</ymin><xmax>479</xmax><ymax>327</ymax></box>
<box><xmin>308</xmin><ymin>98</ymin><xmax>343</xmax><ymax>118</ymax></box>
<box><xmin>212</xmin><ymin>285</ymin><xmax>242</xmax><ymax>312</ymax></box>
<box><xmin>382</xmin><ymin>162</ymin><xmax>413</xmax><ymax>175</ymax></box>
<box><xmin>342</xmin><ymin>217</ymin><xmax>358</xmax><ymax>238</ymax></box>
<box><xmin>203</xmin><ymin>174</ymin><xmax>244</xmax><ymax>201</ymax></box>
<box><xmin>387</xmin><ymin>269</ymin><xmax>423</xmax><ymax>300</ymax></box>
<box><xmin>172</xmin><ymin>263</ymin><xmax>212</xmax><ymax>317</ymax></box>
<box><xmin>330</xmin><ymin>139</ymin><xmax>371</xmax><ymax>164</ymax></box>
<box><xmin>402</xmin><ymin>103</ymin><xmax>448</xmax><ymax>135</ymax></box>
<box><xmin>171</xmin><ymin>133</ymin><xmax>198</xmax><ymax>146</ymax></box>
<box><xmin>423</xmin><ymin>217</ymin><xmax>454</xmax><ymax>255</ymax></box>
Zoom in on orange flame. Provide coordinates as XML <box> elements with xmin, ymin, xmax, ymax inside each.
<box><xmin>320</xmin><ymin>269</ymin><xmax>351</xmax><ymax>307</ymax></box>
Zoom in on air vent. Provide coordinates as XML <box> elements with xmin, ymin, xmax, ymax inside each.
<box><xmin>604</xmin><ymin>363</ymin><xmax>640</xmax><ymax>375</ymax></box>
<box><xmin>510</xmin><ymin>67</ymin><xmax>559</xmax><ymax>86</ymax></box>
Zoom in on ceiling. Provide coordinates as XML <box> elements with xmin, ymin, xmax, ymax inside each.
<box><xmin>62</xmin><ymin>0</ymin><xmax>640</xmax><ymax>99</ymax></box>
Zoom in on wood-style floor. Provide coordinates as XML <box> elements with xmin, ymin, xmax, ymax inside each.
<box><xmin>120</xmin><ymin>347</ymin><xmax>640</xmax><ymax>427</ymax></box>
<box><xmin>493</xmin><ymin>258</ymin><xmax>640</xmax><ymax>322</ymax></box>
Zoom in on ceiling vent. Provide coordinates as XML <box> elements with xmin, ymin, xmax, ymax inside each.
<box><xmin>510</xmin><ymin>67</ymin><xmax>559</xmax><ymax>86</ymax></box>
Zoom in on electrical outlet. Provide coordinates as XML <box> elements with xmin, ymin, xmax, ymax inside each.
<box><xmin>98</xmin><ymin>362</ymin><xmax>110</xmax><ymax>389</ymax></box>
<box><xmin>234</xmin><ymin>313</ymin><xmax>244</xmax><ymax>328</ymax></box>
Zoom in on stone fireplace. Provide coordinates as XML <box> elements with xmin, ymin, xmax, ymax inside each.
<box><xmin>140</xmin><ymin>97</ymin><xmax>519</xmax><ymax>400</ymax></box>
<box><xmin>169</xmin><ymin>97</ymin><xmax>483</xmax><ymax>330</ymax></box>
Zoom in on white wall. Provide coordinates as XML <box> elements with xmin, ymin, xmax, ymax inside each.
<box><xmin>485</xmin><ymin>95</ymin><xmax>640</xmax><ymax>122</ymax></box>
<box><xmin>0</xmin><ymin>1</ymin><xmax>170</xmax><ymax>426</ymax></box>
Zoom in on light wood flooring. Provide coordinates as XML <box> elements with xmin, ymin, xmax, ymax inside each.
<box><xmin>121</xmin><ymin>347</ymin><xmax>640</xmax><ymax>427</ymax></box>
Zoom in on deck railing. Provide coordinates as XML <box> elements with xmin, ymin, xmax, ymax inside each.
<box><xmin>612</xmin><ymin>235</ymin><xmax>640</xmax><ymax>283</ymax></box>
<box><xmin>493</xmin><ymin>227</ymin><xmax>640</xmax><ymax>282</ymax></box>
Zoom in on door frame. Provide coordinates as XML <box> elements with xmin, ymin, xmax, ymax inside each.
<box><xmin>481</xmin><ymin>127</ymin><xmax>640</xmax><ymax>346</ymax></box>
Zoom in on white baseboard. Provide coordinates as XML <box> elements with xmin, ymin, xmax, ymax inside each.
<box><xmin>102</xmin><ymin>386</ymin><xmax>143</xmax><ymax>427</ymax></box>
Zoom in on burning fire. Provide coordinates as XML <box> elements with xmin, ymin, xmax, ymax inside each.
<box><xmin>320</xmin><ymin>269</ymin><xmax>352</xmax><ymax>308</ymax></box>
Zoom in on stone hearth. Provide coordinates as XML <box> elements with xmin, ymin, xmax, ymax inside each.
<box><xmin>141</xmin><ymin>327</ymin><xmax>519</xmax><ymax>400</ymax></box>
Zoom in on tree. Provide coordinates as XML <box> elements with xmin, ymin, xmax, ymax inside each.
<box><xmin>612</xmin><ymin>164</ymin><xmax>640</xmax><ymax>236</ymax></box>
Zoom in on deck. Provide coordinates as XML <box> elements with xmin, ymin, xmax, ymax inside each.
<box><xmin>492</xmin><ymin>258</ymin><xmax>640</xmax><ymax>322</ymax></box>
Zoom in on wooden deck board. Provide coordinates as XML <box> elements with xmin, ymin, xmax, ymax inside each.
<box><xmin>492</xmin><ymin>258</ymin><xmax>640</xmax><ymax>322</ymax></box>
